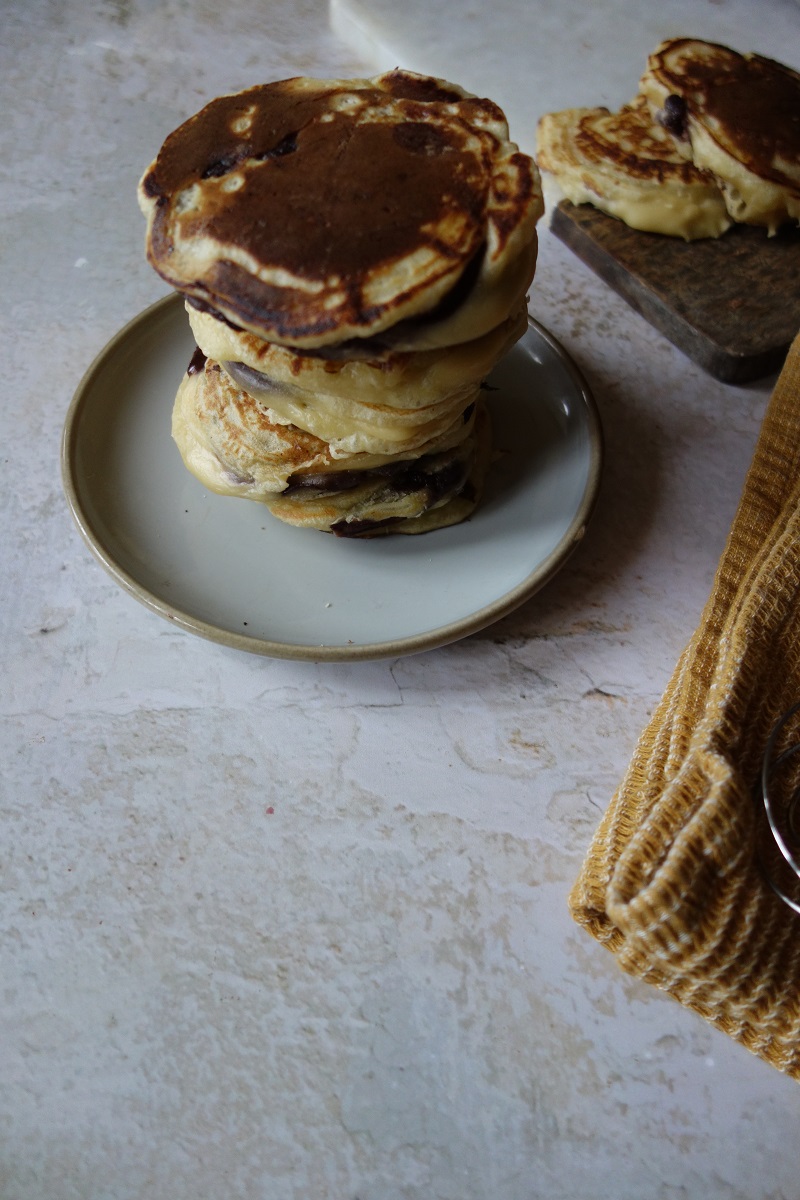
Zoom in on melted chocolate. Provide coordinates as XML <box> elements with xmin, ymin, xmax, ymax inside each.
<box><xmin>284</xmin><ymin>469</ymin><xmax>373</xmax><ymax>493</ymax></box>
<box><xmin>659</xmin><ymin>94</ymin><xmax>688</xmax><ymax>139</ymax></box>
<box><xmin>186</xmin><ymin>294</ymin><xmax>244</xmax><ymax>333</ymax></box>
<box><xmin>187</xmin><ymin>345</ymin><xmax>207</xmax><ymax>375</ymax></box>
<box><xmin>284</xmin><ymin>449</ymin><xmax>469</xmax><ymax>501</ymax></box>
<box><xmin>329</xmin><ymin>454</ymin><xmax>470</xmax><ymax>537</ymax></box>
<box><xmin>225</xmin><ymin>360</ymin><xmax>286</xmax><ymax>395</ymax></box>
<box><xmin>200</xmin><ymin>131</ymin><xmax>298</xmax><ymax>180</ymax></box>
<box><xmin>201</xmin><ymin>152</ymin><xmax>241</xmax><ymax>180</ymax></box>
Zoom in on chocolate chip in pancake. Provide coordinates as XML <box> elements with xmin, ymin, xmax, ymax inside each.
<box><xmin>640</xmin><ymin>38</ymin><xmax>800</xmax><ymax>231</ymax></box>
<box><xmin>172</xmin><ymin>354</ymin><xmax>490</xmax><ymax>536</ymax></box>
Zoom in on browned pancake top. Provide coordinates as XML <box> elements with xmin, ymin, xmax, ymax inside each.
<box><xmin>139</xmin><ymin>71</ymin><xmax>539</xmax><ymax>345</ymax></box>
<box><xmin>651</xmin><ymin>40</ymin><xmax>800</xmax><ymax>184</ymax></box>
<box><xmin>144</xmin><ymin>86</ymin><xmax>487</xmax><ymax>279</ymax></box>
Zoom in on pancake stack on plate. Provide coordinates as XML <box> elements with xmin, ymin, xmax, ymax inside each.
<box><xmin>537</xmin><ymin>38</ymin><xmax>800</xmax><ymax>240</ymax></box>
<box><xmin>138</xmin><ymin>71</ymin><xmax>543</xmax><ymax>537</ymax></box>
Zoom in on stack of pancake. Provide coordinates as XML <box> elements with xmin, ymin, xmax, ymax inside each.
<box><xmin>536</xmin><ymin>38</ymin><xmax>800</xmax><ymax>240</ymax></box>
<box><xmin>138</xmin><ymin>70</ymin><xmax>543</xmax><ymax>537</ymax></box>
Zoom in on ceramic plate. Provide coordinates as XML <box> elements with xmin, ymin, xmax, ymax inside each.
<box><xmin>62</xmin><ymin>294</ymin><xmax>602</xmax><ymax>661</ymax></box>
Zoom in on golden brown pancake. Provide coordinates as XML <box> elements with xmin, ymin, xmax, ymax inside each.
<box><xmin>536</xmin><ymin>94</ymin><xmax>731</xmax><ymax>239</ymax></box>
<box><xmin>265</xmin><ymin>409</ymin><xmax>491</xmax><ymax>537</ymax></box>
<box><xmin>640</xmin><ymin>38</ymin><xmax>800</xmax><ymax>231</ymax></box>
<box><xmin>138</xmin><ymin>70</ymin><xmax>542</xmax><ymax>349</ymax></box>
<box><xmin>186</xmin><ymin>301</ymin><xmax>525</xmax><ymax>455</ymax></box>
<box><xmin>172</xmin><ymin>354</ymin><xmax>488</xmax><ymax>536</ymax></box>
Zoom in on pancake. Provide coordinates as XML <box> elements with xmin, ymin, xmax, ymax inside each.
<box><xmin>187</xmin><ymin>301</ymin><xmax>525</xmax><ymax>455</ymax></box>
<box><xmin>138</xmin><ymin>70</ymin><xmax>543</xmax><ymax>349</ymax></box>
<box><xmin>172</xmin><ymin>354</ymin><xmax>487</xmax><ymax>535</ymax></box>
<box><xmin>640</xmin><ymin>38</ymin><xmax>800</xmax><ymax>232</ymax></box>
<box><xmin>536</xmin><ymin>95</ymin><xmax>731</xmax><ymax>239</ymax></box>
<box><xmin>265</xmin><ymin>408</ymin><xmax>490</xmax><ymax>537</ymax></box>
<box><xmin>221</xmin><ymin>357</ymin><xmax>482</xmax><ymax>458</ymax></box>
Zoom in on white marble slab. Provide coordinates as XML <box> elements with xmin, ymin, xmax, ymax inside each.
<box><xmin>3</xmin><ymin>1</ymin><xmax>800</xmax><ymax>1197</ymax></box>
<box><xmin>330</xmin><ymin>0</ymin><xmax>800</xmax><ymax>156</ymax></box>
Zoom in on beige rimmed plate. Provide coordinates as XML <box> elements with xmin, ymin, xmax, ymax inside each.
<box><xmin>62</xmin><ymin>293</ymin><xmax>602</xmax><ymax>661</ymax></box>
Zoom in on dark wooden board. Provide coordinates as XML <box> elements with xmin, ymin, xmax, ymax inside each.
<box><xmin>550</xmin><ymin>200</ymin><xmax>800</xmax><ymax>384</ymax></box>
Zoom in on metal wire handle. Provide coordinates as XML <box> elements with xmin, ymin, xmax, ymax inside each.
<box><xmin>757</xmin><ymin>702</ymin><xmax>800</xmax><ymax>913</ymax></box>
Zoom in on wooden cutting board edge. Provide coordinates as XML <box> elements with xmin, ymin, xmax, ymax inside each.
<box><xmin>549</xmin><ymin>201</ymin><xmax>796</xmax><ymax>386</ymax></box>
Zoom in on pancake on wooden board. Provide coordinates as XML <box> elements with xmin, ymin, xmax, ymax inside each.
<box><xmin>640</xmin><ymin>38</ymin><xmax>800</xmax><ymax>233</ymax></box>
<box><xmin>536</xmin><ymin>94</ymin><xmax>731</xmax><ymax>240</ymax></box>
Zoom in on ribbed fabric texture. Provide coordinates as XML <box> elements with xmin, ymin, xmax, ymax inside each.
<box><xmin>570</xmin><ymin>332</ymin><xmax>800</xmax><ymax>1079</ymax></box>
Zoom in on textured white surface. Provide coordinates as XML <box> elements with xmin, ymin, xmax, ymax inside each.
<box><xmin>330</xmin><ymin>0</ymin><xmax>800</xmax><ymax>157</ymax></box>
<box><xmin>3</xmin><ymin>1</ymin><xmax>800</xmax><ymax>1197</ymax></box>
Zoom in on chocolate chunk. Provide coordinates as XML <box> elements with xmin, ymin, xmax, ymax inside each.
<box><xmin>254</xmin><ymin>131</ymin><xmax>298</xmax><ymax>161</ymax></box>
<box><xmin>284</xmin><ymin>450</ymin><xmax>469</xmax><ymax>500</ymax></box>
<box><xmin>224</xmin><ymin>360</ymin><xmax>287</xmax><ymax>395</ymax></box>
<box><xmin>201</xmin><ymin>152</ymin><xmax>243</xmax><ymax>179</ymax></box>
<box><xmin>659</xmin><ymin>94</ymin><xmax>688</xmax><ymax>139</ymax></box>
<box><xmin>187</xmin><ymin>345</ymin><xmax>207</xmax><ymax>375</ymax></box>
<box><xmin>284</xmin><ymin>469</ymin><xmax>374</xmax><ymax>494</ymax></box>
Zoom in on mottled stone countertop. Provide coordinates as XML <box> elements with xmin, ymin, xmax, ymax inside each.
<box><xmin>4</xmin><ymin>1</ymin><xmax>800</xmax><ymax>1197</ymax></box>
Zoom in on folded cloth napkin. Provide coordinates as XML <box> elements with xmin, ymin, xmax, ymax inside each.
<box><xmin>570</xmin><ymin>331</ymin><xmax>800</xmax><ymax>1079</ymax></box>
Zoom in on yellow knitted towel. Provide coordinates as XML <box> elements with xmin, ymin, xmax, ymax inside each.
<box><xmin>570</xmin><ymin>331</ymin><xmax>800</xmax><ymax>1079</ymax></box>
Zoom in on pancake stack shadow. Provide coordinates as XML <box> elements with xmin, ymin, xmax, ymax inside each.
<box><xmin>138</xmin><ymin>71</ymin><xmax>544</xmax><ymax>538</ymax></box>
